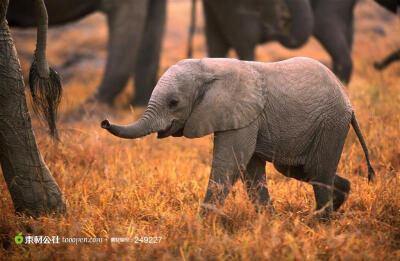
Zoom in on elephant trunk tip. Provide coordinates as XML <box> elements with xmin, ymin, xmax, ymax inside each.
<box><xmin>101</xmin><ymin>119</ymin><xmax>111</xmax><ymax>129</ymax></box>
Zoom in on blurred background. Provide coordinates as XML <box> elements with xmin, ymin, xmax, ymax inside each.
<box><xmin>9</xmin><ymin>0</ymin><xmax>400</xmax><ymax>111</ymax></box>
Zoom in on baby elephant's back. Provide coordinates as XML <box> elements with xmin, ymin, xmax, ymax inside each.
<box><xmin>254</xmin><ymin>57</ymin><xmax>353</xmax><ymax>120</ymax></box>
<box><xmin>252</xmin><ymin>57</ymin><xmax>353</xmax><ymax>165</ymax></box>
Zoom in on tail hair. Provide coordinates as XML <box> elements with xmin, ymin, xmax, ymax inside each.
<box><xmin>29</xmin><ymin>61</ymin><xmax>62</xmax><ymax>139</ymax></box>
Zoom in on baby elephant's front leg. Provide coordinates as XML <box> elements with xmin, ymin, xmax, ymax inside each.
<box><xmin>200</xmin><ymin>124</ymin><xmax>258</xmax><ymax>216</ymax></box>
<box><xmin>201</xmin><ymin>166</ymin><xmax>238</xmax><ymax>215</ymax></box>
<box><xmin>243</xmin><ymin>155</ymin><xmax>275</xmax><ymax>213</ymax></box>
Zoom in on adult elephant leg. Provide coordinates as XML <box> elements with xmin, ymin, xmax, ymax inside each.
<box><xmin>242</xmin><ymin>155</ymin><xmax>274</xmax><ymax>212</ymax></box>
<box><xmin>94</xmin><ymin>0</ymin><xmax>148</xmax><ymax>105</ymax></box>
<box><xmin>131</xmin><ymin>0</ymin><xmax>166</xmax><ymax>106</ymax></box>
<box><xmin>202</xmin><ymin>1</ymin><xmax>230</xmax><ymax>58</ymax></box>
<box><xmin>0</xmin><ymin>79</ymin><xmax>66</xmax><ymax>216</ymax></box>
<box><xmin>345</xmin><ymin>7</ymin><xmax>354</xmax><ymax>50</ymax></box>
<box><xmin>314</xmin><ymin>21</ymin><xmax>352</xmax><ymax>83</ymax></box>
<box><xmin>201</xmin><ymin>123</ymin><xmax>258</xmax><ymax>216</ymax></box>
<box><xmin>0</xmin><ymin>23</ymin><xmax>65</xmax><ymax>215</ymax></box>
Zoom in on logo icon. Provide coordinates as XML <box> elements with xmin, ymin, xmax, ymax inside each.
<box><xmin>15</xmin><ymin>232</ymin><xmax>24</xmax><ymax>245</ymax></box>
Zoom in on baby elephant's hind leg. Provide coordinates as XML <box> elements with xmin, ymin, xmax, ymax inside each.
<box><xmin>242</xmin><ymin>155</ymin><xmax>274</xmax><ymax>212</ymax></box>
<box><xmin>333</xmin><ymin>174</ymin><xmax>350</xmax><ymax>211</ymax></box>
<box><xmin>312</xmin><ymin>179</ymin><xmax>334</xmax><ymax>219</ymax></box>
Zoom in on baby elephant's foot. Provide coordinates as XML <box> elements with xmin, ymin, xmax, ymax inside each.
<box><xmin>199</xmin><ymin>204</ymin><xmax>211</xmax><ymax>217</ymax></box>
<box><xmin>199</xmin><ymin>203</ymin><xmax>224</xmax><ymax>217</ymax></box>
<box><xmin>255</xmin><ymin>202</ymin><xmax>277</xmax><ymax>215</ymax></box>
<box><xmin>312</xmin><ymin>207</ymin><xmax>333</xmax><ymax>222</ymax></box>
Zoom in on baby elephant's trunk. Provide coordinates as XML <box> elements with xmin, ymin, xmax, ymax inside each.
<box><xmin>101</xmin><ymin>117</ymin><xmax>153</xmax><ymax>139</ymax></box>
<box><xmin>351</xmin><ymin>112</ymin><xmax>375</xmax><ymax>182</ymax></box>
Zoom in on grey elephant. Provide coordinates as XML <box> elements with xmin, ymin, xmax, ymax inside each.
<box><xmin>190</xmin><ymin>0</ymin><xmax>355</xmax><ymax>83</ymax></box>
<box><xmin>7</xmin><ymin>0</ymin><xmax>166</xmax><ymax>106</ymax></box>
<box><xmin>0</xmin><ymin>0</ymin><xmax>65</xmax><ymax>216</ymax></box>
<box><xmin>373</xmin><ymin>0</ymin><xmax>399</xmax><ymax>70</ymax></box>
<box><xmin>101</xmin><ymin>57</ymin><xmax>375</xmax><ymax>218</ymax></box>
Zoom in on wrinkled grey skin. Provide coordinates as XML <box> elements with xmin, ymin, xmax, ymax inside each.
<box><xmin>7</xmin><ymin>0</ymin><xmax>166</xmax><ymax>105</ymax></box>
<box><xmin>198</xmin><ymin>0</ymin><xmax>355</xmax><ymax>83</ymax></box>
<box><xmin>0</xmin><ymin>0</ymin><xmax>65</xmax><ymax>216</ymax></box>
<box><xmin>102</xmin><ymin>57</ymin><xmax>375</xmax><ymax>218</ymax></box>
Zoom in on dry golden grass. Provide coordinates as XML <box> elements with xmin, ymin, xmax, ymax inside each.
<box><xmin>1</xmin><ymin>0</ymin><xmax>400</xmax><ymax>260</ymax></box>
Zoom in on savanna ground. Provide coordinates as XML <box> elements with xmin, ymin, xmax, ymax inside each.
<box><xmin>1</xmin><ymin>0</ymin><xmax>400</xmax><ymax>260</ymax></box>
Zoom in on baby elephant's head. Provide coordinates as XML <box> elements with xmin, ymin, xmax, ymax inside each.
<box><xmin>101</xmin><ymin>58</ymin><xmax>265</xmax><ymax>139</ymax></box>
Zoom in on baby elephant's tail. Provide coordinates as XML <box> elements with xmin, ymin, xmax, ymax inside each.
<box><xmin>351</xmin><ymin>112</ymin><xmax>375</xmax><ymax>182</ymax></box>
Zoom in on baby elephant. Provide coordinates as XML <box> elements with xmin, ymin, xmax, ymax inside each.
<box><xmin>102</xmin><ymin>57</ymin><xmax>375</xmax><ymax>218</ymax></box>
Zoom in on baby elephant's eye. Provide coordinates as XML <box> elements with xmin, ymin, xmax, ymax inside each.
<box><xmin>168</xmin><ymin>98</ymin><xmax>179</xmax><ymax>108</ymax></box>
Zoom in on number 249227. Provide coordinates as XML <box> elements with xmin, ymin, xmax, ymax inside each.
<box><xmin>134</xmin><ymin>236</ymin><xmax>162</xmax><ymax>244</ymax></box>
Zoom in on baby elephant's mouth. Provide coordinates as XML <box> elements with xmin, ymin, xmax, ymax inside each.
<box><xmin>157</xmin><ymin>120</ymin><xmax>184</xmax><ymax>139</ymax></box>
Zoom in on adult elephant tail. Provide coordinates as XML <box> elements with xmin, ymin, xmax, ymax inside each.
<box><xmin>351</xmin><ymin>112</ymin><xmax>375</xmax><ymax>182</ymax></box>
<box><xmin>29</xmin><ymin>0</ymin><xmax>62</xmax><ymax>139</ymax></box>
<box><xmin>187</xmin><ymin>0</ymin><xmax>197</xmax><ymax>58</ymax></box>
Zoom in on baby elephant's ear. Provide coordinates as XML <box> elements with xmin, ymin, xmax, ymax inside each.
<box><xmin>183</xmin><ymin>65</ymin><xmax>265</xmax><ymax>138</ymax></box>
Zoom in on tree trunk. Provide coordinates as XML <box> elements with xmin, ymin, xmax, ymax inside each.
<box><xmin>0</xmin><ymin>14</ymin><xmax>65</xmax><ymax>215</ymax></box>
